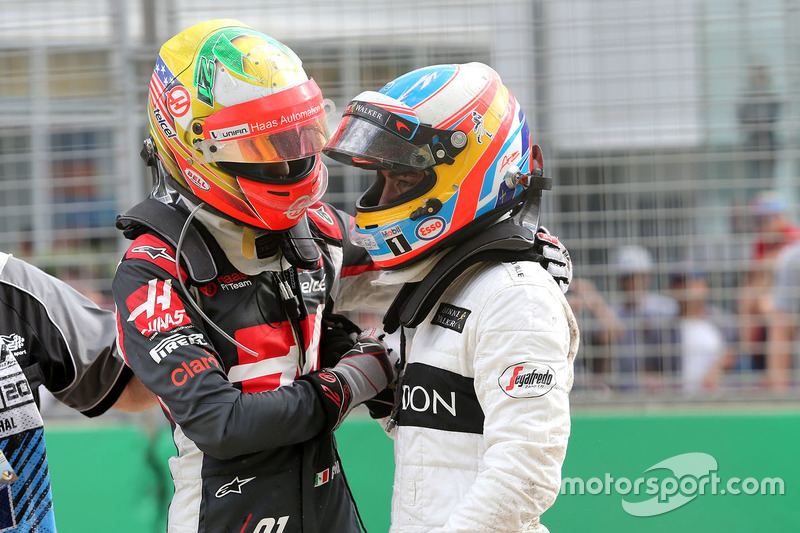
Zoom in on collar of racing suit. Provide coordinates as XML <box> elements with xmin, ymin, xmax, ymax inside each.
<box><xmin>371</xmin><ymin>250</ymin><xmax>447</xmax><ymax>287</ymax></box>
<box><xmin>181</xmin><ymin>197</ymin><xmax>286</xmax><ymax>276</ymax></box>
<box><xmin>180</xmin><ymin>196</ymin><xmax>322</xmax><ymax>274</ymax></box>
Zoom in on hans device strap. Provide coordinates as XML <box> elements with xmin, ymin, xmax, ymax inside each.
<box><xmin>383</xmin><ymin>171</ymin><xmax>552</xmax><ymax>332</ymax></box>
<box><xmin>279</xmin><ymin>215</ymin><xmax>322</xmax><ymax>270</ymax></box>
<box><xmin>383</xmin><ymin>220</ymin><xmax>543</xmax><ymax>333</ymax></box>
<box><xmin>116</xmin><ymin>199</ymin><xmax>219</xmax><ymax>284</ymax></box>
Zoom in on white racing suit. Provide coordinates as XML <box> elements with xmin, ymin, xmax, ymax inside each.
<box><xmin>387</xmin><ymin>259</ymin><xmax>579</xmax><ymax>533</ymax></box>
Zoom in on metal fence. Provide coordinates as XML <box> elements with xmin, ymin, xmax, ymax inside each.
<box><xmin>2</xmin><ymin>0</ymin><xmax>800</xmax><ymax>405</ymax></box>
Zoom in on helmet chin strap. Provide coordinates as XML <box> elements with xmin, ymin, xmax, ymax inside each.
<box><xmin>241</xmin><ymin>226</ymin><xmax>258</xmax><ymax>259</ymax></box>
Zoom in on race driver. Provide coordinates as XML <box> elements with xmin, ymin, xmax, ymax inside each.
<box><xmin>324</xmin><ymin>62</ymin><xmax>579</xmax><ymax>533</ymax></box>
<box><xmin>112</xmin><ymin>20</ymin><xmax>397</xmax><ymax>533</ymax></box>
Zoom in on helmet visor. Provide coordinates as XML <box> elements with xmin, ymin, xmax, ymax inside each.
<box><xmin>323</xmin><ymin>114</ymin><xmax>436</xmax><ymax>171</ymax></box>
<box><xmin>197</xmin><ymin>79</ymin><xmax>331</xmax><ymax>163</ymax></box>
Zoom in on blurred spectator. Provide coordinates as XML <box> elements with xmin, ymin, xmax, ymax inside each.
<box><xmin>668</xmin><ymin>267</ymin><xmax>736</xmax><ymax>394</ymax></box>
<box><xmin>58</xmin><ymin>266</ymin><xmax>115</xmax><ymax>311</ymax></box>
<box><xmin>737</xmin><ymin>267</ymin><xmax>772</xmax><ymax>372</ymax></box>
<box><xmin>737</xmin><ymin>64</ymin><xmax>781</xmax><ymax>182</ymax></box>
<box><xmin>749</xmin><ymin>191</ymin><xmax>800</xmax><ymax>262</ymax></box>
<box><xmin>766</xmin><ymin>241</ymin><xmax>800</xmax><ymax>391</ymax></box>
<box><xmin>567</xmin><ymin>277</ymin><xmax>624</xmax><ymax>382</ymax></box>
<box><xmin>591</xmin><ymin>245</ymin><xmax>678</xmax><ymax>390</ymax></box>
<box><xmin>737</xmin><ymin>191</ymin><xmax>800</xmax><ymax>372</ymax></box>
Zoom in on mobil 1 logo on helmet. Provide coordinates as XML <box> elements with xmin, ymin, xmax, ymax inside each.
<box><xmin>415</xmin><ymin>216</ymin><xmax>446</xmax><ymax>241</ymax></box>
<box><xmin>381</xmin><ymin>225</ymin><xmax>413</xmax><ymax>256</ymax></box>
<box><xmin>499</xmin><ymin>362</ymin><xmax>557</xmax><ymax>398</ymax></box>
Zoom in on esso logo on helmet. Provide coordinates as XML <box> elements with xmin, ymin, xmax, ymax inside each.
<box><xmin>415</xmin><ymin>216</ymin><xmax>446</xmax><ymax>241</ymax></box>
<box><xmin>183</xmin><ymin>167</ymin><xmax>211</xmax><ymax>191</ymax></box>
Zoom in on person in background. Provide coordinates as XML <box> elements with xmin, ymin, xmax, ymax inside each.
<box><xmin>749</xmin><ymin>191</ymin><xmax>800</xmax><ymax>262</ymax></box>
<box><xmin>566</xmin><ymin>276</ymin><xmax>624</xmax><ymax>388</ymax></box>
<box><xmin>324</xmin><ymin>61</ymin><xmax>578</xmax><ymax>533</ymax></box>
<box><xmin>604</xmin><ymin>244</ymin><xmax>678</xmax><ymax>390</ymax></box>
<box><xmin>737</xmin><ymin>64</ymin><xmax>782</xmax><ymax>183</ymax></box>
<box><xmin>766</xmin><ymin>240</ymin><xmax>800</xmax><ymax>391</ymax></box>
<box><xmin>737</xmin><ymin>191</ymin><xmax>800</xmax><ymax>373</ymax></box>
<box><xmin>0</xmin><ymin>251</ymin><xmax>156</xmax><ymax>532</ymax></box>
<box><xmin>668</xmin><ymin>266</ymin><xmax>736</xmax><ymax>393</ymax></box>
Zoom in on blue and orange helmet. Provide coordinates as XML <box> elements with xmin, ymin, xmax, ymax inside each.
<box><xmin>324</xmin><ymin>62</ymin><xmax>542</xmax><ymax>269</ymax></box>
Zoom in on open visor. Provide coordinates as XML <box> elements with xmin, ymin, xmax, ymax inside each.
<box><xmin>197</xmin><ymin>79</ymin><xmax>331</xmax><ymax>163</ymax></box>
<box><xmin>323</xmin><ymin>114</ymin><xmax>437</xmax><ymax>171</ymax></box>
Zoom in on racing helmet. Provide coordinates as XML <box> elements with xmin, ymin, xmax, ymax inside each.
<box><xmin>147</xmin><ymin>19</ymin><xmax>330</xmax><ymax>231</ymax></box>
<box><xmin>323</xmin><ymin>62</ymin><xmax>542</xmax><ymax>269</ymax></box>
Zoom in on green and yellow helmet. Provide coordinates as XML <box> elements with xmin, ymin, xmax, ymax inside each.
<box><xmin>148</xmin><ymin>19</ymin><xmax>330</xmax><ymax>230</ymax></box>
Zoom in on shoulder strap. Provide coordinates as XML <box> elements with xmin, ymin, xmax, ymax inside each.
<box><xmin>382</xmin><ymin>220</ymin><xmax>542</xmax><ymax>333</ymax></box>
<box><xmin>115</xmin><ymin>199</ymin><xmax>219</xmax><ymax>284</ymax></box>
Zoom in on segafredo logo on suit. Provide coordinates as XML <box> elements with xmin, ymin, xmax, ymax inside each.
<box><xmin>499</xmin><ymin>362</ymin><xmax>556</xmax><ymax>398</ymax></box>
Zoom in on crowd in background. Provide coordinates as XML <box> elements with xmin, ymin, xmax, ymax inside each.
<box><xmin>31</xmin><ymin>185</ymin><xmax>800</xmax><ymax>399</ymax></box>
<box><xmin>568</xmin><ymin>189</ymin><xmax>800</xmax><ymax>394</ymax></box>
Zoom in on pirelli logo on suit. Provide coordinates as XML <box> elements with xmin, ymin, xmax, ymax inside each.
<box><xmin>149</xmin><ymin>332</ymin><xmax>208</xmax><ymax>363</ymax></box>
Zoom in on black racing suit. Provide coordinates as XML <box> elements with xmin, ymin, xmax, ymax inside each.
<box><xmin>112</xmin><ymin>201</ymin><xmax>382</xmax><ymax>533</ymax></box>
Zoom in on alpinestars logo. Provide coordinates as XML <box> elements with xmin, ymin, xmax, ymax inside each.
<box><xmin>131</xmin><ymin>245</ymin><xmax>175</xmax><ymax>262</ymax></box>
<box><xmin>309</xmin><ymin>206</ymin><xmax>335</xmax><ymax>226</ymax></box>
<box><xmin>215</xmin><ymin>476</ymin><xmax>256</xmax><ymax>498</ymax></box>
<box><xmin>499</xmin><ymin>362</ymin><xmax>557</xmax><ymax>398</ymax></box>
